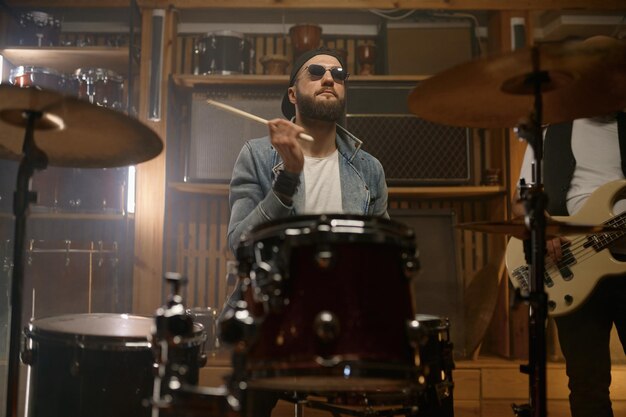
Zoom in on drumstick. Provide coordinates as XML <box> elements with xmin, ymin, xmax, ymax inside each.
<box><xmin>206</xmin><ymin>99</ymin><xmax>314</xmax><ymax>142</ymax></box>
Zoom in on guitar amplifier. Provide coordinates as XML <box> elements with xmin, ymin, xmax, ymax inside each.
<box><xmin>346</xmin><ymin>82</ymin><xmax>472</xmax><ymax>185</ymax></box>
<box><xmin>185</xmin><ymin>85</ymin><xmax>284</xmax><ymax>182</ymax></box>
<box><xmin>184</xmin><ymin>82</ymin><xmax>472</xmax><ymax>185</ymax></box>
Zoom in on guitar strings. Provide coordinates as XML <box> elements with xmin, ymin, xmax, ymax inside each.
<box><xmin>539</xmin><ymin>213</ymin><xmax>626</xmax><ymax>279</ymax></box>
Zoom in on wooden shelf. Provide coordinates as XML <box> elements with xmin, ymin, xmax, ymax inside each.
<box><xmin>170</xmin><ymin>182</ymin><xmax>229</xmax><ymax>195</ymax></box>
<box><xmin>172</xmin><ymin>74</ymin><xmax>429</xmax><ymax>89</ymax></box>
<box><xmin>0</xmin><ymin>211</ymin><xmax>127</xmax><ymax>220</ymax></box>
<box><xmin>388</xmin><ymin>185</ymin><xmax>506</xmax><ymax>198</ymax></box>
<box><xmin>0</xmin><ymin>47</ymin><xmax>130</xmax><ymax>76</ymax></box>
<box><xmin>170</xmin><ymin>182</ymin><xmax>504</xmax><ymax>198</ymax></box>
<box><xmin>6</xmin><ymin>0</ymin><xmax>626</xmax><ymax>10</ymax></box>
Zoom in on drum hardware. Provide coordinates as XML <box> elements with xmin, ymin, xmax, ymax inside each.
<box><xmin>187</xmin><ymin>307</ymin><xmax>221</xmax><ymax>360</ymax></box>
<box><xmin>313</xmin><ymin>310</ymin><xmax>340</xmax><ymax>343</ymax></box>
<box><xmin>413</xmin><ymin>37</ymin><xmax>626</xmax><ymax>417</ymax></box>
<box><xmin>315</xmin><ymin>245</ymin><xmax>334</xmax><ymax>269</ymax></box>
<box><xmin>150</xmin><ymin>273</ymin><xmax>207</xmax><ymax>416</ymax></box>
<box><xmin>402</xmin><ymin>250</ymin><xmax>420</xmax><ymax>278</ymax></box>
<box><xmin>0</xmin><ymin>85</ymin><xmax>162</xmax><ymax>417</ymax></box>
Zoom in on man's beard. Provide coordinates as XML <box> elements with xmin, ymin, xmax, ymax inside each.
<box><xmin>296</xmin><ymin>91</ymin><xmax>345</xmax><ymax>122</ymax></box>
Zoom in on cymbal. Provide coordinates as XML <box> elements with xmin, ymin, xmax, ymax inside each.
<box><xmin>457</xmin><ymin>218</ymin><xmax>622</xmax><ymax>239</ymax></box>
<box><xmin>409</xmin><ymin>36</ymin><xmax>626</xmax><ymax>128</ymax></box>
<box><xmin>0</xmin><ymin>85</ymin><xmax>163</xmax><ymax>168</ymax></box>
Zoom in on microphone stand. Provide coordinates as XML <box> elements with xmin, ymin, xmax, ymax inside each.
<box><xmin>5</xmin><ymin>111</ymin><xmax>48</xmax><ymax>417</ymax></box>
<box><xmin>512</xmin><ymin>46</ymin><xmax>549</xmax><ymax>417</ymax></box>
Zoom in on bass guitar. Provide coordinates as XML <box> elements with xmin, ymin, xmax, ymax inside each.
<box><xmin>506</xmin><ymin>180</ymin><xmax>626</xmax><ymax>316</ymax></box>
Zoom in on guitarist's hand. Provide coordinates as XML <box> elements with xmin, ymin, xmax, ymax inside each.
<box><xmin>547</xmin><ymin>236</ymin><xmax>569</xmax><ymax>262</ymax></box>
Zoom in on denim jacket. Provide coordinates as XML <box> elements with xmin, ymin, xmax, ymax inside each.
<box><xmin>227</xmin><ymin>125</ymin><xmax>389</xmax><ymax>253</ymax></box>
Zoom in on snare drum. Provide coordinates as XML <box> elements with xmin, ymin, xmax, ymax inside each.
<box><xmin>195</xmin><ymin>31</ymin><xmax>253</xmax><ymax>75</ymax></box>
<box><xmin>9</xmin><ymin>66</ymin><xmax>65</xmax><ymax>93</ymax></box>
<box><xmin>75</xmin><ymin>68</ymin><xmax>125</xmax><ymax>109</ymax></box>
<box><xmin>234</xmin><ymin>214</ymin><xmax>420</xmax><ymax>392</ymax></box>
<box><xmin>18</xmin><ymin>11</ymin><xmax>61</xmax><ymax>47</ymax></box>
<box><xmin>23</xmin><ymin>313</ymin><xmax>205</xmax><ymax>417</ymax></box>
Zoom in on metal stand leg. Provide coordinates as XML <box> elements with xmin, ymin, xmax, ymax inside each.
<box><xmin>5</xmin><ymin>111</ymin><xmax>48</xmax><ymax>417</ymax></box>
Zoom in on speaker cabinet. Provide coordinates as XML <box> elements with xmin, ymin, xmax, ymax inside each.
<box><xmin>386</xmin><ymin>23</ymin><xmax>474</xmax><ymax>75</ymax></box>
<box><xmin>346</xmin><ymin>82</ymin><xmax>472</xmax><ymax>185</ymax></box>
<box><xmin>184</xmin><ymin>82</ymin><xmax>471</xmax><ymax>185</ymax></box>
<box><xmin>185</xmin><ymin>85</ymin><xmax>284</xmax><ymax>182</ymax></box>
<box><xmin>390</xmin><ymin>209</ymin><xmax>467</xmax><ymax>358</ymax></box>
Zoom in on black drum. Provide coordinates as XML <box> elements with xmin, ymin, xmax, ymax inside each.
<box><xmin>195</xmin><ymin>31</ymin><xmax>254</xmax><ymax>75</ymax></box>
<box><xmin>17</xmin><ymin>11</ymin><xmax>61</xmax><ymax>47</ymax></box>
<box><xmin>23</xmin><ymin>313</ymin><xmax>206</xmax><ymax>417</ymax></box>
<box><xmin>412</xmin><ymin>314</ymin><xmax>455</xmax><ymax>416</ymax></box>
<box><xmin>74</xmin><ymin>68</ymin><xmax>125</xmax><ymax>110</ymax></box>
<box><xmin>9</xmin><ymin>66</ymin><xmax>65</xmax><ymax>93</ymax></box>
<box><xmin>234</xmin><ymin>214</ymin><xmax>420</xmax><ymax>392</ymax></box>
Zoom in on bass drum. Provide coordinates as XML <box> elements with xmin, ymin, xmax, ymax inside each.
<box><xmin>23</xmin><ymin>313</ymin><xmax>205</xmax><ymax>417</ymax></box>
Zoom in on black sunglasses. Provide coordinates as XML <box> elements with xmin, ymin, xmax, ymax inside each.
<box><xmin>305</xmin><ymin>64</ymin><xmax>349</xmax><ymax>82</ymax></box>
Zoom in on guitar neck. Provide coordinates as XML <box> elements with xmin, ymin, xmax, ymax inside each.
<box><xmin>587</xmin><ymin>211</ymin><xmax>626</xmax><ymax>251</ymax></box>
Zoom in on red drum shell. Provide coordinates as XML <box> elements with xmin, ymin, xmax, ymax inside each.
<box><xmin>237</xmin><ymin>214</ymin><xmax>419</xmax><ymax>392</ymax></box>
<box><xmin>9</xmin><ymin>66</ymin><xmax>65</xmax><ymax>93</ymax></box>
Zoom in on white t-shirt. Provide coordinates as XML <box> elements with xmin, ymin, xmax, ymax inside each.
<box><xmin>303</xmin><ymin>149</ymin><xmax>343</xmax><ymax>213</ymax></box>
<box><xmin>519</xmin><ymin>117</ymin><xmax>623</xmax><ymax>216</ymax></box>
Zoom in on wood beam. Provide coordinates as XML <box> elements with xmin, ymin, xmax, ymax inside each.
<box><xmin>5</xmin><ymin>0</ymin><xmax>626</xmax><ymax>10</ymax></box>
<box><xmin>132</xmin><ymin>7</ymin><xmax>178</xmax><ymax>315</ymax></box>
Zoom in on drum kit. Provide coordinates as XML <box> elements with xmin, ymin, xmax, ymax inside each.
<box><xmin>1</xmin><ymin>35</ymin><xmax>625</xmax><ymax>417</ymax></box>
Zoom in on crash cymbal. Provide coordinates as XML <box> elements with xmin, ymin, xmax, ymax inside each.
<box><xmin>409</xmin><ymin>36</ymin><xmax>626</xmax><ymax>128</ymax></box>
<box><xmin>457</xmin><ymin>217</ymin><xmax>623</xmax><ymax>239</ymax></box>
<box><xmin>0</xmin><ymin>85</ymin><xmax>163</xmax><ymax>168</ymax></box>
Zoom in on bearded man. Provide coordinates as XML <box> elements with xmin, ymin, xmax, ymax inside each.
<box><xmin>227</xmin><ymin>47</ymin><xmax>389</xmax><ymax>252</ymax></box>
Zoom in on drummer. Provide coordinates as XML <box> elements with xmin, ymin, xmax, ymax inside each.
<box><xmin>227</xmin><ymin>46</ymin><xmax>389</xmax><ymax>253</ymax></box>
<box><xmin>224</xmin><ymin>46</ymin><xmax>389</xmax><ymax>417</ymax></box>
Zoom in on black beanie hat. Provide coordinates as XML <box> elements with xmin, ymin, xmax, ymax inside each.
<box><xmin>281</xmin><ymin>47</ymin><xmax>347</xmax><ymax>120</ymax></box>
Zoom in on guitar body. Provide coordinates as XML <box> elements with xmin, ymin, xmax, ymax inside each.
<box><xmin>506</xmin><ymin>180</ymin><xmax>626</xmax><ymax>317</ymax></box>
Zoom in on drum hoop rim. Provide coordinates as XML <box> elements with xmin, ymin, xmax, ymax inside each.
<box><xmin>202</xmin><ymin>30</ymin><xmax>245</xmax><ymax>39</ymax></box>
<box><xmin>27</xmin><ymin>313</ymin><xmax>206</xmax><ymax>348</ymax></box>
<box><xmin>10</xmin><ymin>66</ymin><xmax>63</xmax><ymax>77</ymax></box>
<box><xmin>242</xmin><ymin>215</ymin><xmax>415</xmax><ymax>243</ymax></box>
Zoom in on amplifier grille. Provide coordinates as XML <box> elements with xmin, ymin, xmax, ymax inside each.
<box><xmin>186</xmin><ymin>86</ymin><xmax>284</xmax><ymax>182</ymax></box>
<box><xmin>346</xmin><ymin>114</ymin><xmax>471</xmax><ymax>185</ymax></box>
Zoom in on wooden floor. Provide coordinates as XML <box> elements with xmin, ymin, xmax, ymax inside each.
<box><xmin>199</xmin><ymin>356</ymin><xmax>626</xmax><ymax>417</ymax></box>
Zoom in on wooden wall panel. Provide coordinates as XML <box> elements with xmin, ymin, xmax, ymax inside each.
<box><xmin>167</xmin><ymin>192</ymin><xmax>234</xmax><ymax>310</ymax></box>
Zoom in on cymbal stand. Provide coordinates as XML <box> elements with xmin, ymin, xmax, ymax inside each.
<box><xmin>5</xmin><ymin>111</ymin><xmax>48</xmax><ymax>417</ymax></box>
<box><xmin>511</xmin><ymin>46</ymin><xmax>550</xmax><ymax>417</ymax></box>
